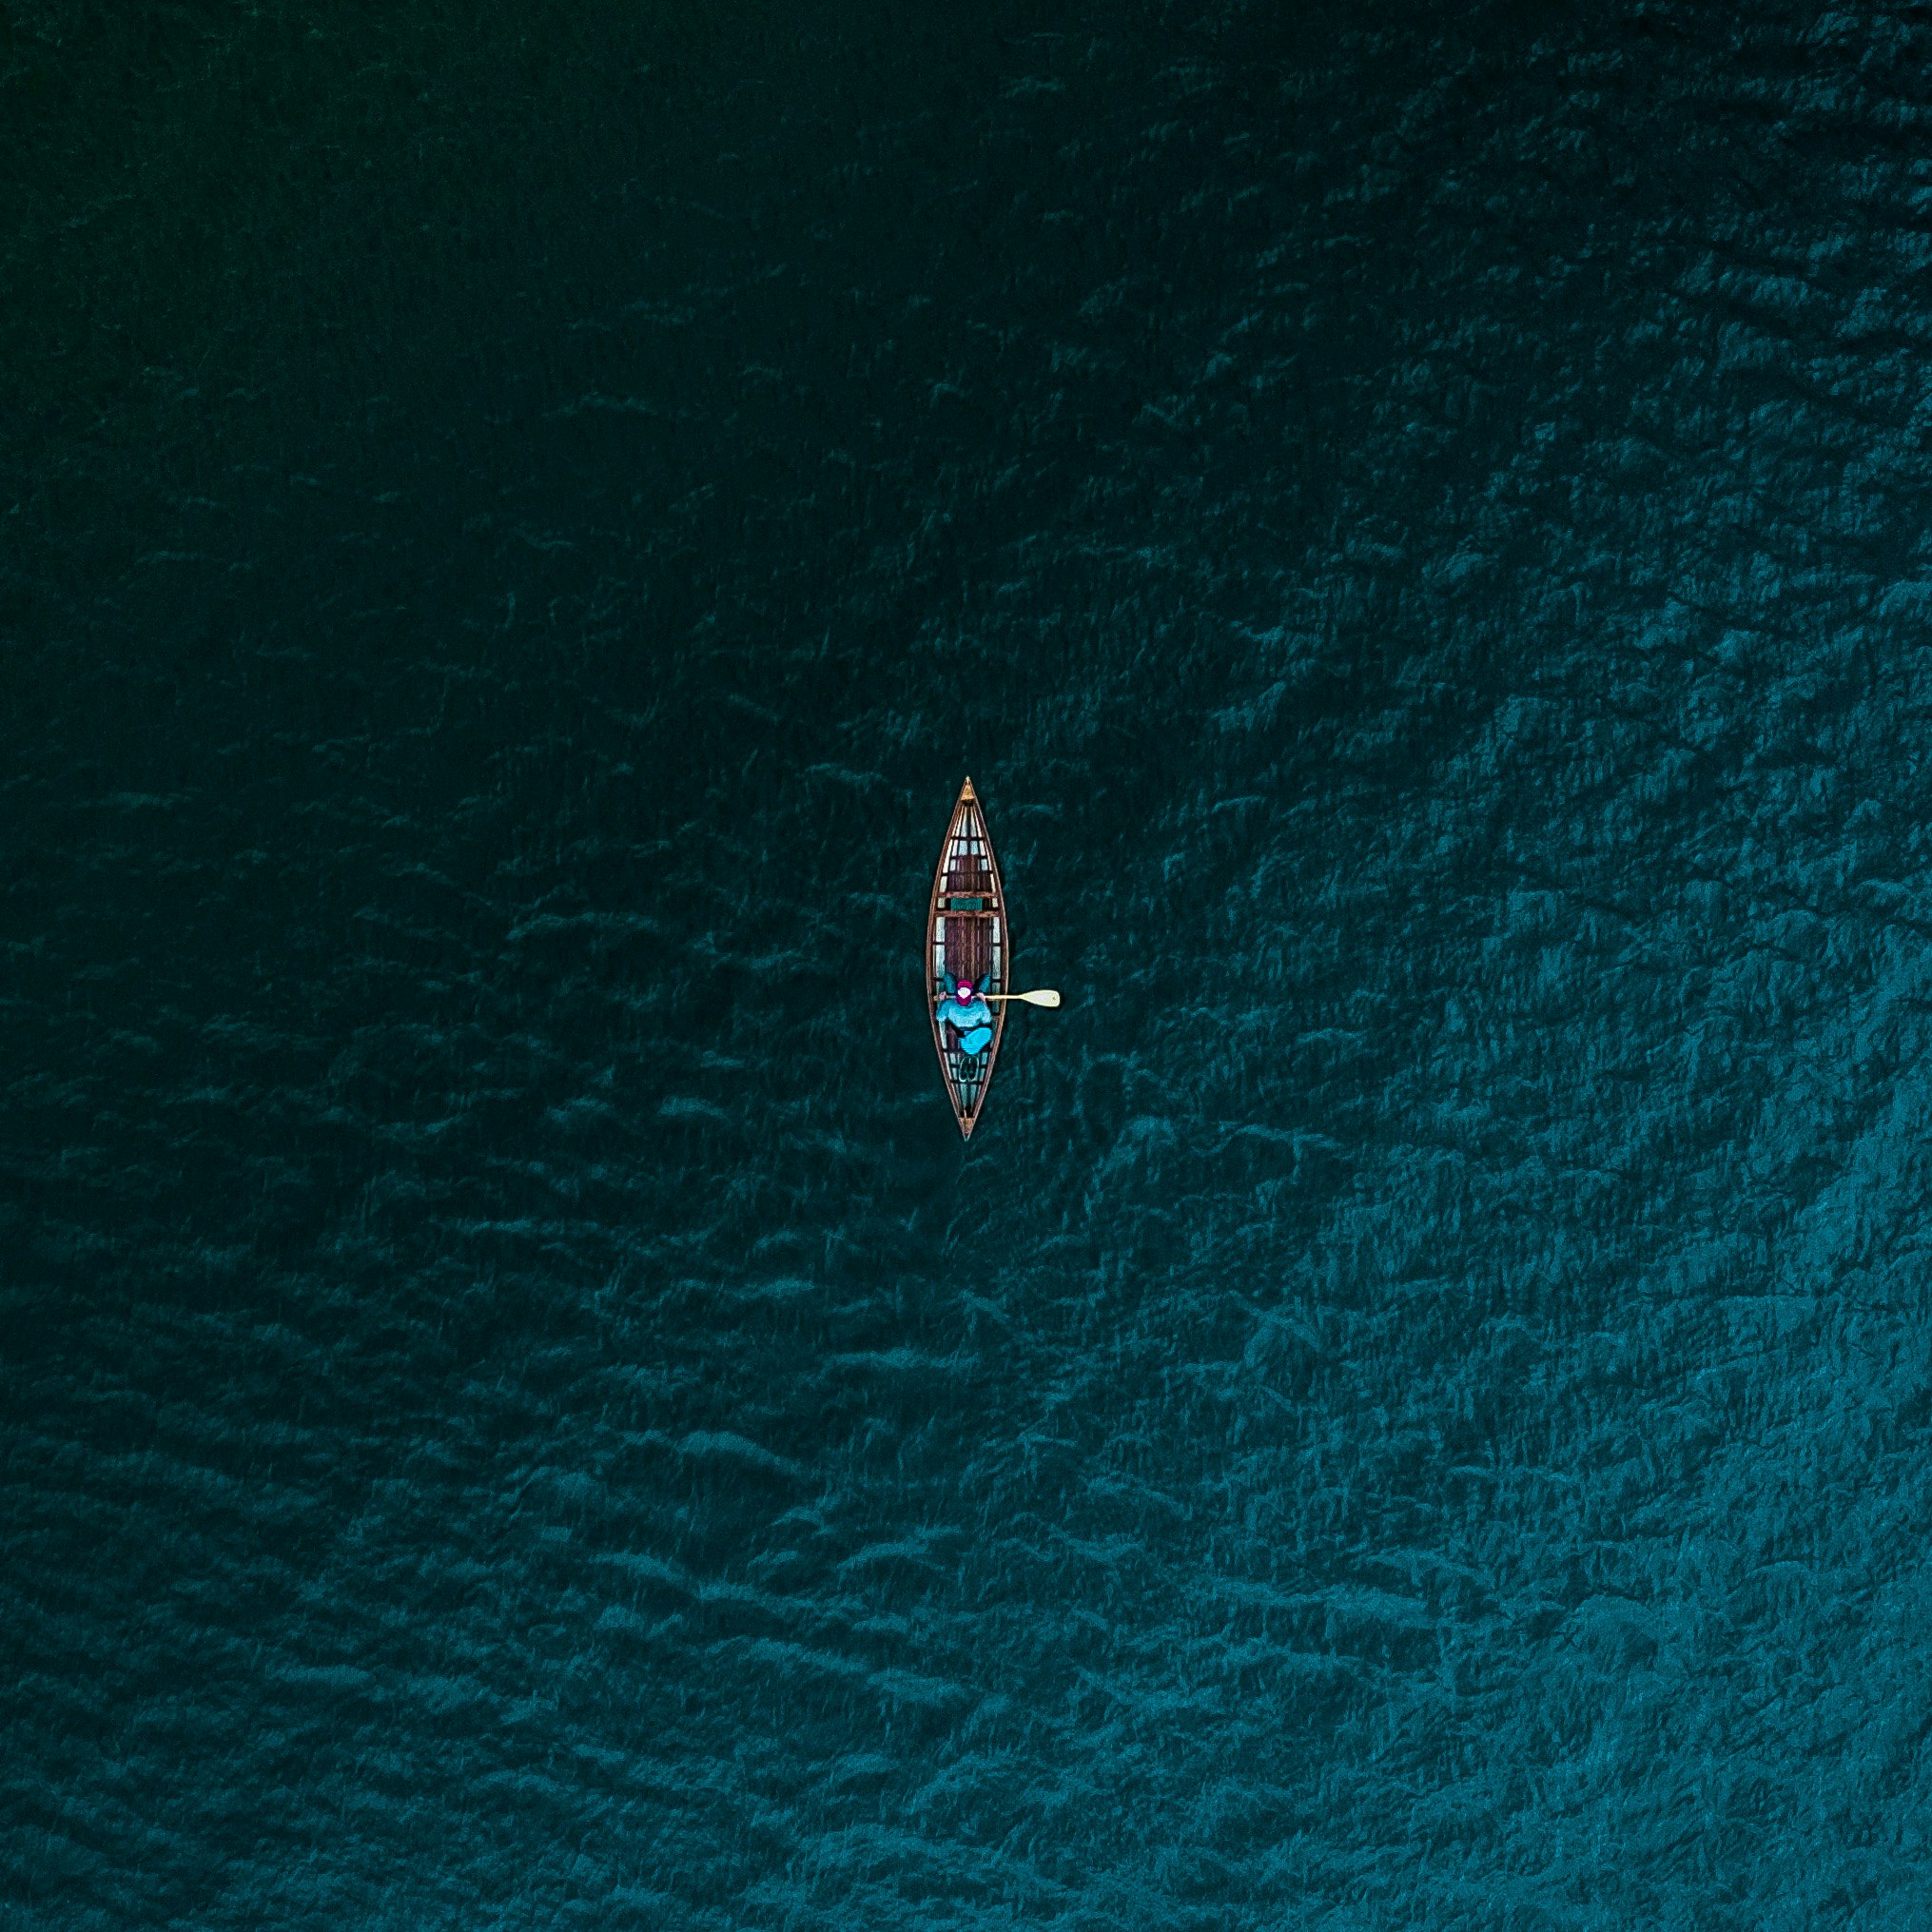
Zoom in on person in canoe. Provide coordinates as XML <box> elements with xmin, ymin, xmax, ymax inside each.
<box><xmin>938</xmin><ymin>972</ymin><xmax>995</xmax><ymax>1057</ymax></box>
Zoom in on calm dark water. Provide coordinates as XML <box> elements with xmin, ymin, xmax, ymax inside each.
<box><xmin>7</xmin><ymin>1</ymin><xmax>1932</xmax><ymax>1925</ymax></box>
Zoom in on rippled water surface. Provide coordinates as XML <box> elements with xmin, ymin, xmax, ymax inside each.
<box><xmin>8</xmin><ymin>2</ymin><xmax>1932</xmax><ymax>1925</ymax></box>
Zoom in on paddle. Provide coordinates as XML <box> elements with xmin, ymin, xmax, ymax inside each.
<box><xmin>981</xmin><ymin>989</ymin><xmax>1062</xmax><ymax>1008</ymax></box>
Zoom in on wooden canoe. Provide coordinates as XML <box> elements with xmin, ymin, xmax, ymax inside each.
<box><xmin>927</xmin><ymin>777</ymin><xmax>1008</xmax><ymax>1139</ymax></box>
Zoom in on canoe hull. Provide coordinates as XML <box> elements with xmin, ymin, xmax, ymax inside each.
<box><xmin>927</xmin><ymin>778</ymin><xmax>1008</xmax><ymax>1139</ymax></box>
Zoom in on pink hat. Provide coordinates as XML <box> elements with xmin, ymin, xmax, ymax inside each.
<box><xmin>954</xmin><ymin>980</ymin><xmax>974</xmax><ymax>1000</ymax></box>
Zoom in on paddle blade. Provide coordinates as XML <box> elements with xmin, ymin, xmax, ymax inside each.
<box><xmin>1017</xmin><ymin>988</ymin><xmax>1061</xmax><ymax>1008</ymax></box>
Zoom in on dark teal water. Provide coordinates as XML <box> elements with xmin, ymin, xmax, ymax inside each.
<box><xmin>8</xmin><ymin>2</ymin><xmax>1932</xmax><ymax>1924</ymax></box>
